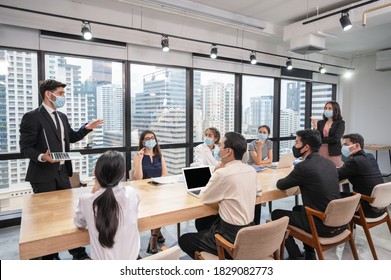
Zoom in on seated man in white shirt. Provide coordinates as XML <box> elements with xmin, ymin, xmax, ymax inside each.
<box><xmin>178</xmin><ymin>132</ymin><xmax>261</xmax><ymax>259</ymax></box>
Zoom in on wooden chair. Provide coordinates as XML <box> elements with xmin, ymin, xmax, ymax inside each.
<box><xmin>69</xmin><ymin>172</ymin><xmax>86</xmax><ymax>188</ymax></box>
<box><xmin>288</xmin><ymin>193</ymin><xmax>361</xmax><ymax>260</ymax></box>
<box><xmin>195</xmin><ymin>216</ymin><xmax>289</xmax><ymax>260</ymax></box>
<box><xmin>142</xmin><ymin>245</ymin><xmax>182</xmax><ymax>260</ymax></box>
<box><xmin>350</xmin><ymin>182</ymin><xmax>391</xmax><ymax>260</ymax></box>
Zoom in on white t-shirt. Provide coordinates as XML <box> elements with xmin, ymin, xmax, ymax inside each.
<box><xmin>74</xmin><ymin>185</ymin><xmax>140</xmax><ymax>260</ymax></box>
<box><xmin>200</xmin><ymin>160</ymin><xmax>261</xmax><ymax>225</ymax></box>
<box><xmin>192</xmin><ymin>143</ymin><xmax>219</xmax><ymax>167</ymax></box>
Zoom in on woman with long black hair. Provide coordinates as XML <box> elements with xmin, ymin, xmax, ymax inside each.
<box><xmin>74</xmin><ymin>151</ymin><xmax>140</xmax><ymax>259</ymax></box>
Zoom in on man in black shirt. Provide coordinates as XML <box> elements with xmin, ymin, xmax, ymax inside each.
<box><xmin>272</xmin><ymin>129</ymin><xmax>342</xmax><ymax>260</ymax></box>
<box><xmin>338</xmin><ymin>133</ymin><xmax>385</xmax><ymax>218</ymax></box>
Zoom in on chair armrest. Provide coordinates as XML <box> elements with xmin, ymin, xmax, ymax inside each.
<box><xmin>215</xmin><ymin>233</ymin><xmax>235</xmax><ymax>260</ymax></box>
<box><xmin>353</xmin><ymin>191</ymin><xmax>374</xmax><ymax>203</ymax></box>
<box><xmin>305</xmin><ymin>206</ymin><xmax>326</xmax><ymax>221</ymax></box>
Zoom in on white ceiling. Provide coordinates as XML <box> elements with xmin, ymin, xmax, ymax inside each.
<box><xmin>74</xmin><ymin>0</ymin><xmax>391</xmax><ymax>58</ymax></box>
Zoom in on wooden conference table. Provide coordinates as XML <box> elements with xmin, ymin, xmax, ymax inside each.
<box><xmin>19</xmin><ymin>167</ymin><xmax>298</xmax><ymax>260</ymax></box>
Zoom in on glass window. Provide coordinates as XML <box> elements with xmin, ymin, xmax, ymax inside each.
<box><xmin>242</xmin><ymin>76</ymin><xmax>274</xmax><ymax>139</ymax></box>
<box><xmin>193</xmin><ymin>70</ymin><xmax>235</xmax><ymax>142</ymax></box>
<box><xmin>130</xmin><ymin>64</ymin><xmax>186</xmax><ymax>172</ymax></box>
<box><xmin>0</xmin><ymin>159</ymin><xmax>30</xmax><ymax>190</ymax></box>
<box><xmin>44</xmin><ymin>54</ymin><xmax>124</xmax><ymax>149</ymax></box>
<box><xmin>311</xmin><ymin>82</ymin><xmax>333</xmax><ymax>120</ymax></box>
<box><xmin>280</xmin><ymin>79</ymin><xmax>306</xmax><ymax>154</ymax></box>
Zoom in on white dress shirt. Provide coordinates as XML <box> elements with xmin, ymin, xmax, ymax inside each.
<box><xmin>192</xmin><ymin>143</ymin><xmax>219</xmax><ymax>167</ymax></box>
<box><xmin>200</xmin><ymin>160</ymin><xmax>261</xmax><ymax>225</ymax></box>
<box><xmin>74</xmin><ymin>185</ymin><xmax>140</xmax><ymax>260</ymax></box>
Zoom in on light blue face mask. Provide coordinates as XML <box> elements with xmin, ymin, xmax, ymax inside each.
<box><xmin>144</xmin><ymin>139</ymin><xmax>157</xmax><ymax>149</ymax></box>
<box><xmin>204</xmin><ymin>137</ymin><xmax>214</xmax><ymax>146</ymax></box>
<box><xmin>341</xmin><ymin>145</ymin><xmax>353</xmax><ymax>158</ymax></box>
<box><xmin>213</xmin><ymin>146</ymin><xmax>221</xmax><ymax>161</ymax></box>
<box><xmin>257</xmin><ymin>133</ymin><xmax>268</xmax><ymax>141</ymax></box>
<box><xmin>324</xmin><ymin>110</ymin><xmax>333</xmax><ymax>119</ymax></box>
<box><xmin>50</xmin><ymin>92</ymin><xmax>65</xmax><ymax>109</ymax></box>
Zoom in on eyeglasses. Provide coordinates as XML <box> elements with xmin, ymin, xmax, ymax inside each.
<box><xmin>144</xmin><ymin>136</ymin><xmax>155</xmax><ymax>141</ymax></box>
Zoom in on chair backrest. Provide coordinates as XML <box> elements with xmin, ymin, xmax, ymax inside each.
<box><xmin>242</xmin><ymin>150</ymin><xmax>249</xmax><ymax>164</ymax></box>
<box><xmin>324</xmin><ymin>193</ymin><xmax>361</xmax><ymax>227</ymax></box>
<box><xmin>142</xmin><ymin>245</ymin><xmax>182</xmax><ymax>260</ymax></box>
<box><xmin>69</xmin><ymin>172</ymin><xmax>81</xmax><ymax>188</ymax></box>
<box><xmin>232</xmin><ymin>216</ymin><xmax>289</xmax><ymax>260</ymax></box>
<box><xmin>370</xmin><ymin>182</ymin><xmax>391</xmax><ymax>208</ymax></box>
<box><xmin>128</xmin><ymin>170</ymin><xmax>134</xmax><ymax>181</ymax></box>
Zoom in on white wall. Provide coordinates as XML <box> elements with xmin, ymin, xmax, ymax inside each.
<box><xmin>341</xmin><ymin>54</ymin><xmax>391</xmax><ymax>175</ymax></box>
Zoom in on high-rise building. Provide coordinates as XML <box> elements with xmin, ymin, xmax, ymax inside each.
<box><xmin>92</xmin><ymin>60</ymin><xmax>112</xmax><ymax>85</ymax></box>
<box><xmin>0</xmin><ymin>50</ymin><xmax>38</xmax><ymax>189</ymax></box>
<box><xmin>249</xmin><ymin>95</ymin><xmax>273</xmax><ymax>135</ymax></box>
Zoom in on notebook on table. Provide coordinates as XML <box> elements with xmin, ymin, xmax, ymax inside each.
<box><xmin>266</xmin><ymin>153</ymin><xmax>295</xmax><ymax>169</ymax></box>
<box><xmin>181</xmin><ymin>166</ymin><xmax>212</xmax><ymax>198</ymax></box>
<box><xmin>43</xmin><ymin>129</ymin><xmax>83</xmax><ymax>161</ymax></box>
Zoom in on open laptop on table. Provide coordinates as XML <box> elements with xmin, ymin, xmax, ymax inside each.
<box><xmin>43</xmin><ymin>129</ymin><xmax>83</xmax><ymax>161</ymax></box>
<box><xmin>182</xmin><ymin>166</ymin><xmax>212</xmax><ymax>198</ymax></box>
<box><xmin>266</xmin><ymin>153</ymin><xmax>295</xmax><ymax>169</ymax></box>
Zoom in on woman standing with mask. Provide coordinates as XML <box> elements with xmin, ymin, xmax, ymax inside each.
<box><xmin>192</xmin><ymin>127</ymin><xmax>221</xmax><ymax>167</ymax></box>
<box><xmin>133</xmin><ymin>130</ymin><xmax>168</xmax><ymax>254</ymax></box>
<box><xmin>247</xmin><ymin>125</ymin><xmax>273</xmax><ymax>166</ymax></box>
<box><xmin>311</xmin><ymin>101</ymin><xmax>345</xmax><ymax>167</ymax></box>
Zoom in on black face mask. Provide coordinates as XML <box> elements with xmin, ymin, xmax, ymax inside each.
<box><xmin>292</xmin><ymin>145</ymin><xmax>305</xmax><ymax>158</ymax></box>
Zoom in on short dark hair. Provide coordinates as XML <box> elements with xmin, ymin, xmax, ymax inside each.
<box><xmin>39</xmin><ymin>79</ymin><xmax>66</xmax><ymax>100</ymax></box>
<box><xmin>323</xmin><ymin>101</ymin><xmax>343</xmax><ymax>121</ymax></box>
<box><xmin>223</xmin><ymin>132</ymin><xmax>247</xmax><ymax>160</ymax></box>
<box><xmin>258</xmin><ymin>125</ymin><xmax>270</xmax><ymax>135</ymax></box>
<box><xmin>205</xmin><ymin>127</ymin><xmax>221</xmax><ymax>144</ymax></box>
<box><xmin>343</xmin><ymin>133</ymin><xmax>364</xmax><ymax>149</ymax></box>
<box><xmin>296</xmin><ymin>129</ymin><xmax>321</xmax><ymax>152</ymax></box>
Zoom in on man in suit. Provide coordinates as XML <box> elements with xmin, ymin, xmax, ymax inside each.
<box><xmin>271</xmin><ymin>129</ymin><xmax>343</xmax><ymax>260</ymax></box>
<box><xmin>20</xmin><ymin>79</ymin><xmax>103</xmax><ymax>260</ymax></box>
<box><xmin>338</xmin><ymin>133</ymin><xmax>385</xmax><ymax>218</ymax></box>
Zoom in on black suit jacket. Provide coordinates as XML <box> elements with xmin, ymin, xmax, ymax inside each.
<box><xmin>19</xmin><ymin>105</ymin><xmax>91</xmax><ymax>184</ymax></box>
<box><xmin>317</xmin><ymin>119</ymin><xmax>345</xmax><ymax>156</ymax></box>
<box><xmin>338</xmin><ymin>150</ymin><xmax>384</xmax><ymax>217</ymax></box>
<box><xmin>277</xmin><ymin>152</ymin><xmax>341</xmax><ymax>212</ymax></box>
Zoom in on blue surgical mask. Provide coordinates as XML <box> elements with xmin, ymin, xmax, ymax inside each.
<box><xmin>213</xmin><ymin>146</ymin><xmax>221</xmax><ymax>161</ymax></box>
<box><xmin>50</xmin><ymin>92</ymin><xmax>65</xmax><ymax>109</ymax></box>
<box><xmin>204</xmin><ymin>137</ymin><xmax>214</xmax><ymax>146</ymax></box>
<box><xmin>341</xmin><ymin>145</ymin><xmax>353</xmax><ymax>158</ymax></box>
<box><xmin>257</xmin><ymin>133</ymin><xmax>268</xmax><ymax>141</ymax></box>
<box><xmin>324</xmin><ymin>110</ymin><xmax>333</xmax><ymax>119</ymax></box>
<box><xmin>144</xmin><ymin>139</ymin><xmax>157</xmax><ymax>149</ymax></box>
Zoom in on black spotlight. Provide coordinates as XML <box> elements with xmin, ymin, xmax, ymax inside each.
<box><xmin>210</xmin><ymin>44</ymin><xmax>218</xmax><ymax>59</ymax></box>
<box><xmin>250</xmin><ymin>51</ymin><xmax>257</xmax><ymax>64</ymax></box>
<box><xmin>161</xmin><ymin>35</ymin><xmax>169</xmax><ymax>52</ymax></box>
<box><xmin>286</xmin><ymin>58</ymin><xmax>293</xmax><ymax>70</ymax></box>
<box><xmin>340</xmin><ymin>12</ymin><xmax>352</xmax><ymax>31</ymax></box>
<box><xmin>319</xmin><ymin>64</ymin><xmax>326</xmax><ymax>74</ymax></box>
<box><xmin>81</xmin><ymin>21</ymin><xmax>92</xmax><ymax>40</ymax></box>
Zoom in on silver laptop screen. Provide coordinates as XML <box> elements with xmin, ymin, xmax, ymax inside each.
<box><xmin>183</xmin><ymin>167</ymin><xmax>212</xmax><ymax>190</ymax></box>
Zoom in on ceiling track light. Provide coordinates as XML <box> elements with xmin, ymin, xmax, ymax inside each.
<box><xmin>210</xmin><ymin>44</ymin><xmax>218</xmax><ymax>59</ymax></box>
<box><xmin>319</xmin><ymin>64</ymin><xmax>326</xmax><ymax>74</ymax></box>
<box><xmin>161</xmin><ymin>35</ymin><xmax>170</xmax><ymax>52</ymax></box>
<box><xmin>340</xmin><ymin>12</ymin><xmax>352</xmax><ymax>31</ymax></box>
<box><xmin>250</xmin><ymin>51</ymin><xmax>257</xmax><ymax>64</ymax></box>
<box><xmin>286</xmin><ymin>58</ymin><xmax>293</xmax><ymax>70</ymax></box>
<box><xmin>81</xmin><ymin>21</ymin><xmax>92</xmax><ymax>40</ymax></box>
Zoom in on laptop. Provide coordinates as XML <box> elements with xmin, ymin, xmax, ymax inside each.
<box><xmin>182</xmin><ymin>166</ymin><xmax>212</xmax><ymax>198</ymax></box>
<box><xmin>43</xmin><ymin>129</ymin><xmax>83</xmax><ymax>161</ymax></box>
<box><xmin>266</xmin><ymin>153</ymin><xmax>295</xmax><ymax>169</ymax></box>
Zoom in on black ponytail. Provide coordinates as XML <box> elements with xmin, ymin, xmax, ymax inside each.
<box><xmin>92</xmin><ymin>151</ymin><xmax>125</xmax><ymax>248</ymax></box>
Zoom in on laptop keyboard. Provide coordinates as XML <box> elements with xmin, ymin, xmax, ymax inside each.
<box><xmin>191</xmin><ymin>189</ymin><xmax>201</xmax><ymax>195</ymax></box>
<box><xmin>52</xmin><ymin>153</ymin><xmax>70</xmax><ymax>160</ymax></box>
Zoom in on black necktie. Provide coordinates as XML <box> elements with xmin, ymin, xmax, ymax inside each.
<box><xmin>53</xmin><ymin>111</ymin><xmax>61</xmax><ymax>139</ymax></box>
